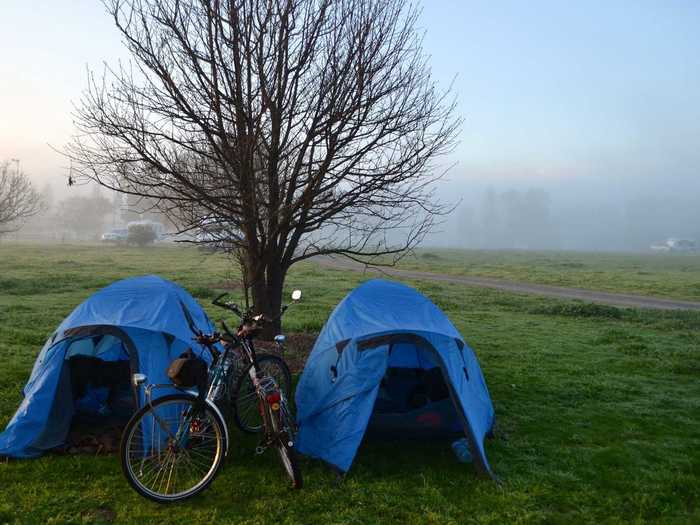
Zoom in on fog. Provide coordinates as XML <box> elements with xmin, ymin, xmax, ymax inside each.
<box><xmin>429</xmin><ymin>169</ymin><xmax>700</xmax><ymax>252</ymax></box>
<box><xmin>17</xmin><ymin>160</ymin><xmax>698</xmax><ymax>253</ymax></box>
<box><xmin>3</xmin><ymin>1</ymin><xmax>699</xmax><ymax>252</ymax></box>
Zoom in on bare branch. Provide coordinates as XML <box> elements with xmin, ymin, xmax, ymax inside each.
<box><xmin>63</xmin><ymin>0</ymin><xmax>461</xmax><ymax>334</ymax></box>
<box><xmin>0</xmin><ymin>161</ymin><xmax>44</xmax><ymax>235</ymax></box>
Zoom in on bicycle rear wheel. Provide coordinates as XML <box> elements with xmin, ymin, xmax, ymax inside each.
<box><xmin>120</xmin><ymin>394</ymin><xmax>226</xmax><ymax>503</ymax></box>
<box><xmin>231</xmin><ymin>354</ymin><xmax>292</xmax><ymax>433</ymax></box>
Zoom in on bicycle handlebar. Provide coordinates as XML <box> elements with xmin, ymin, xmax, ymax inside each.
<box><xmin>219</xmin><ymin>319</ymin><xmax>236</xmax><ymax>340</ymax></box>
<box><xmin>211</xmin><ymin>292</ymin><xmax>291</xmax><ymax>326</ymax></box>
<box><xmin>212</xmin><ymin>293</ymin><xmax>243</xmax><ymax>318</ymax></box>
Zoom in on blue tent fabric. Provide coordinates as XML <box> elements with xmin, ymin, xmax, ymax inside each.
<box><xmin>0</xmin><ymin>275</ymin><xmax>215</xmax><ymax>458</ymax></box>
<box><xmin>295</xmin><ymin>279</ymin><xmax>496</xmax><ymax>477</ymax></box>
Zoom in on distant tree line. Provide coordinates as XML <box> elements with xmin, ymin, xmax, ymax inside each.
<box><xmin>455</xmin><ymin>187</ymin><xmax>557</xmax><ymax>250</ymax></box>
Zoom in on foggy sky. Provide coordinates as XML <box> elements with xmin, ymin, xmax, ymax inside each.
<box><xmin>2</xmin><ymin>1</ymin><xmax>699</xmax><ymax>250</ymax></box>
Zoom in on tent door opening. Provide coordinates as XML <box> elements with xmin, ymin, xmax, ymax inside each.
<box><xmin>367</xmin><ymin>340</ymin><xmax>462</xmax><ymax>437</ymax></box>
<box><xmin>65</xmin><ymin>334</ymin><xmax>135</xmax><ymax>418</ymax></box>
<box><xmin>38</xmin><ymin>334</ymin><xmax>137</xmax><ymax>454</ymax></box>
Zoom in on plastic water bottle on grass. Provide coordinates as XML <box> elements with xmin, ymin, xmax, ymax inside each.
<box><xmin>451</xmin><ymin>438</ymin><xmax>472</xmax><ymax>463</ymax></box>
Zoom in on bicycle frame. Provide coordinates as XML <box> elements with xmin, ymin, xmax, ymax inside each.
<box><xmin>138</xmin><ymin>291</ymin><xmax>294</xmax><ymax>456</ymax></box>
<box><xmin>121</xmin><ymin>292</ymin><xmax>302</xmax><ymax>500</ymax></box>
<box><xmin>137</xmin><ymin>383</ymin><xmax>230</xmax><ymax>452</ymax></box>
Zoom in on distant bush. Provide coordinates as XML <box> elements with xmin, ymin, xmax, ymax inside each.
<box><xmin>420</xmin><ymin>252</ymin><xmax>442</xmax><ymax>261</ymax></box>
<box><xmin>188</xmin><ymin>286</ymin><xmax>218</xmax><ymax>299</ymax></box>
<box><xmin>533</xmin><ymin>302</ymin><xmax>623</xmax><ymax>319</ymax></box>
<box><xmin>128</xmin><ymin>224</ymin><xmax>157</xmax><ymax>246</ymax></box>
<box><xmin>555</xmin><ymin>262</ymin><xmax>585</xmax><ymax>269</ymax></box>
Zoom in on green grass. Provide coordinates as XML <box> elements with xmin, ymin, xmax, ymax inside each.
<box><xmin>1</xmin><ymin>243</ymin><xmax>699</xmax><ymax>524</ymax></box>
<box><xmin>388</xmin><ymin>249</ymin><xmax>700</xmax><ymax>301</ymax></box>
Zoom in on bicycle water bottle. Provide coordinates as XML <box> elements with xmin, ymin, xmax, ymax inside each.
<box><xmin>451</xmin><ymin>438</ymin><xmax>472</xmax><ymax>463</ymax></box>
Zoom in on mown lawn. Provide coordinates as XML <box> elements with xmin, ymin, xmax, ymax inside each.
<box><xmin>0</xmin><ymin>243</ymin><xmax>699</xmax><ymax>524</ymax></box>
<box><xmin>389</xmin><ymin>249</ymin><xmax>700</xmax><ymax>301</ymax></box>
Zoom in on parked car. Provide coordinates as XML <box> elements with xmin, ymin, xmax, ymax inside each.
<box><xmin>101</xmin><ymin>229</ymin><xmax>128</xmax><ymax>242</ymax></box>
<box><xmin>650</xmin><ymin>237</ymin><xmax>697</xmax><ymax>253</ymax></box>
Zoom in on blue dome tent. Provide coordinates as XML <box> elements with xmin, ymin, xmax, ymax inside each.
<box><xmin>0</xmin><ymin>275</ymin><xmax>218</xmax><ymax>458</ymax></box>
<box><xmin>295</xmin><ymin>279</ymin><xmax>496</xmax><ymax>477</ymax></box>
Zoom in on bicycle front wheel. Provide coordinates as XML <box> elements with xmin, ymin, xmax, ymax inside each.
<box><xmin>231</xmin><ymin>354</ymin><xmax>292</xmax><ymax>433</ymax></box>
<box><xmin>120</xmin><ymin>394</ymin><xmax>226</xmax><ymax>503</ymax></box>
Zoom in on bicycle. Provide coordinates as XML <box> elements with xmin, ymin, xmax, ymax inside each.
<box><xmin>119</xmin><ymin>290</ymin><xmax>303</xmax><ymax>503</ymax></box>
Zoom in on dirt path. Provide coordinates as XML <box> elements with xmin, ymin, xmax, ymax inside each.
<box><xmin>313</xmin><ymin>257</ymin><xmax>700</xmax><ymax>311</ymax></box>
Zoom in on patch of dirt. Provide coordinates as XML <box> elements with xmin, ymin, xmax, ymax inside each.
<box><xmin>55</xmin><ymin>425</ymin><xmax>123</xmax><ymax>456</ymax></box>
<box><xmin>52</xmin><ymin>414</ymin><xmax>129</xmax><ymax>456</ymax></box>
<box><xmin>256</xmin><ymin>332</ymin><xmax>317</xmax><ymax>373</ymax></box>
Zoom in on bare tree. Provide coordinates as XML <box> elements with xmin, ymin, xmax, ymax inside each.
<box><xmin>65</xmin><ymin>0</ymin><xmax>461</xmax><ymax>335</ymax></box>
<box><xmin>0</xmin><ymin>160</ymin><xmax>43</xmax><ymax>236</ymax></box>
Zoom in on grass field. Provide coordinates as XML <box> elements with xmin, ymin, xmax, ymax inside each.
<box><xmin>1</xmin><ymin>243</ymin><xmax>699</xmax><ymax>524</ymax></box>
<box><xmin>391</xmin><ymin>249</ymin><xmax>700</xmax><ymax>301</ymax></box>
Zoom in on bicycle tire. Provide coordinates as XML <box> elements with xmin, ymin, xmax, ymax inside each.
<box><xmin>120</xmin><ymin>394</ymin><xmax>226</xmax><ymax>503</ymax></box>
<box><xmin>231</xmin><ymin>354</ymin><xmax>292</xmax><ymax>433</ymax></box>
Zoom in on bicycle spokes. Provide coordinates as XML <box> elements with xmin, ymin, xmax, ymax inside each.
<box><xmin>122</xmin><ymin>397</ymin><xmax>224</xmax><ymax>501</ymax></box>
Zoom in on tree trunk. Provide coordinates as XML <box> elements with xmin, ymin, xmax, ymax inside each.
<box><xmin>247</xmin><ymin>256</ymin><xmax>286</xmax><ymax>340</ymax></box>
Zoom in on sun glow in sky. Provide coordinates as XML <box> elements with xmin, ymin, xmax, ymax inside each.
<box><xmin>1</xmin><ymin>0</ymin><xmax>699</xmax><ymax>193</ymax></box>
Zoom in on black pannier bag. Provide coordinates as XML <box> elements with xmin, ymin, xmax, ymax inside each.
<box><xmin>167</xmin><ymin>349</ymin><xmax>208</xmax><ymax>399</ymax></box>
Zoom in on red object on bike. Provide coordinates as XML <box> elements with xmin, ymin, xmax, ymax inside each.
<box><xmin>266</xmin><ymin>391</ymin><xmax>281</xmax><ymax>404</ymax></box>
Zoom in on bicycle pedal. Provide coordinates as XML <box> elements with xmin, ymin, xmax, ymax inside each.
<box><xmin>255</xmin><ymin>445</ymin><xmax>266</xmax><ymax>455</ymax></box>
